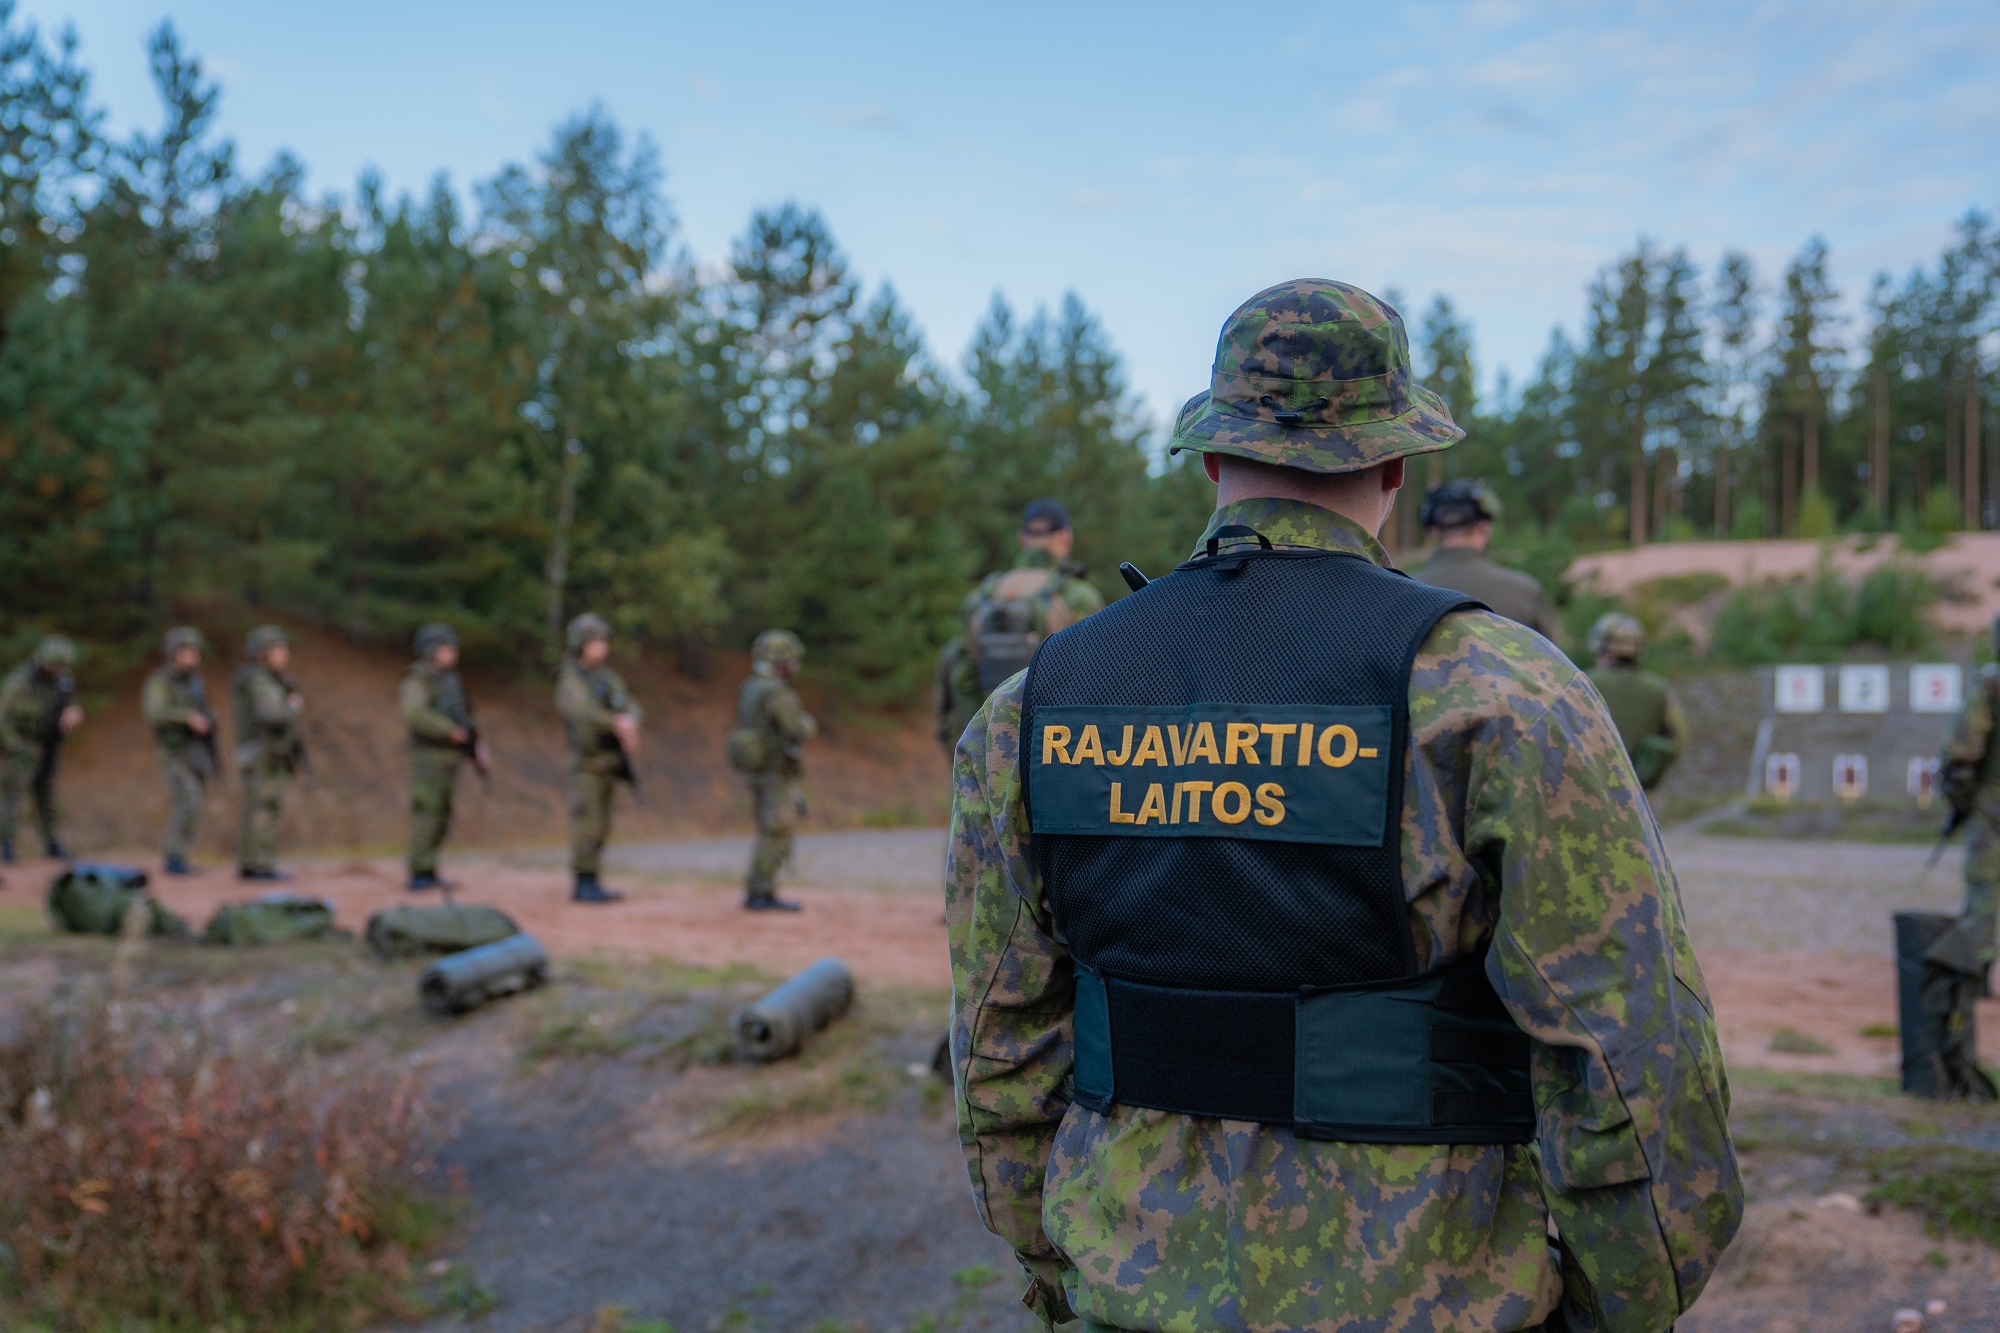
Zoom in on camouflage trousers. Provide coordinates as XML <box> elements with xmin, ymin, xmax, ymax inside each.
<box><xmin>0</xmin><ymin>744</ymin><xmax>58</xmax><ymax>852</ymax></box>
<box><xmin>569</xmin><ymin>769</ymin><xmax>620</xmax><ymax>876</ymax></box>
<box><xmin>238</xmin><ymin>763</ymin><xmax>289</xmax><ymax>873</ymax></box>
<box><xmin>408</xmin><ymin>747</ymin><xmax>462</xmax><ymax>876</ymax></box>
<box><xmin>745</xmin><ymin>775</ymin><xmax>799</xmax><ymax>897</ymax></box>
<box><xmin>158</xmin><ymin>746</ymin><xmax>208</xmax><ymax>860</ymax></box>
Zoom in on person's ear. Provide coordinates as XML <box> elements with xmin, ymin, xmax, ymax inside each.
<box><xmin>1202</xmin><ymin>453</ymin><xmax>1221</xmax><ymax>483</ymax></box>
<box><xmin>1383</xmin><ymin>458</ymin><xmax>1406</xmax><ymax>493</ymax></box>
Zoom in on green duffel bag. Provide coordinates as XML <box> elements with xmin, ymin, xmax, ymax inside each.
<box><xmin>364</xmin><ymin>904</ymin><xmax>519</xmax><ymax>960</ymax></box>
<box><xmin>725</xmin><ymin>726</ymin><xmax>774</xmax><ymax>774</ymax></box>
<box><xmin>46</xmin><ymin>863</ymin><xmax>188</xmax><ymax>937</ymax></box>
<box><xmin>203</xmin><ymin>894</ymin><xmax>343</xmax><ymax>946</ymax></box>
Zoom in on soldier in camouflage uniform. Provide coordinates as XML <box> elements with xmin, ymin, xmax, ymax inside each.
<box><xmin>232</xmin><ymin>625</ymin><xmax>306</xmax><ymax>881</ymax></box>
<box><xmin>0</xmin><ymin>635</ymin><xmax>83</xmax><ymax>862</ymax></box>
<box><xmin>947</xmin><ymin>280</ymin><xmax>1740</xmax><ymax>1330</ymax></box>
<box><xmin>1930</xmin><ymin>616</ymin><xmax>2000</xmax><ymax>1099</ymax></box>
<box><xmin>1585</xmin><ymin>612</ymin><xmax>1689</xmax><ymax>792</ymax></box>
<box><xmin>936</xmin><ymin>499</ymin><xmax>1105</xmax><ymax>757</ymax></box>
<box><xmin>403</xmin><ymin>623</ymin><xmax>487</xmax><ymax>891</ymax></box>
<box><xmin>142</xmin><ymin>626</ymin><xmax>218</xmax><ymax>874</ymax></box>
<box><xmin>1410</xmin><ymin>478</ymin><xmax>1560</xmax><ymax>640</ymax></box>
<box><xmin>730</xmin><ymin>630</ymin><xmax>817</xmax><ymax>912</ymax></box>
<box><xmin>555</xmin><ymin>612</ymin><xmax>640</xmax><ymax>904</ymax></box>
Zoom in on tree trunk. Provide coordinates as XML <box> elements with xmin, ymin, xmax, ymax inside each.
<box><xmin>1802</xmin><ymin>404</ymin><xmax>1820</xmax><ymax>502</ymax></box>
<box><xmin>546</xmin><ymin>436</ymin><xmax>582</xmax><ymax>655</ymax></box>
<box><xmin>1946</xmin><ymin>371</ymin><xmax>1961</xmax><ymax>520</ymax></box>
<box><xmin>1714</xmin><ymin>446</ymin><xmax>1730</xmax><ymax>538</ymax></box>
<box><xmin>1653</xmin><ymin>445</ymin><xmax>1675</xmax><ymax>539</ymax></box>
<box><xmin>1781</xmin><ymin>419</ymin><xmax>1799</xmax><ymax>536</ymax></box>
<box><xmin>1971</xmin><ymin>353</ymin><xmax>1985</xmax><ymax>529</ymax></box>
<box><xmin>1629</xmin><ymin>419</ymin><xmax>1649</xmax><ymax>545</ymax></box>
<box><xmin>1871</xmin><ymin>361</ymin><xmax>1889</xmax><ymax>519</ymax></box>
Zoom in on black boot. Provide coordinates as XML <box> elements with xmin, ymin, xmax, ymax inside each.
<box><xmin>239</xmin><ymin>866</ymin><xmax>292</xmax><ymax>882</ymax></box>
<box><xmin>572</xmin><ymin>873</ymin><xmax>622</xmax><ymax>904</ymax></box>
<box><xmin>0</xmin><ymin>839</ymin><xmax>12</xmax><ymax>864</ymax></box>
<box><xmin>744</xmin><ymin>892</ymin><xmax>802</xmax><ymax>912</ymax></box>
<box><xmin>44</xmin><ymin>839</ymin><xmax>69</xmax><ymax>860</ymax></box>
<box><xmin>409</xmin><ymin>871</ymin><xmax>442</xmax><ymax>892</ymax></box>
<box><xmin>164</xmin><ymin>854</ymin><xmax>193</xmax><ymax>876</ymax></box>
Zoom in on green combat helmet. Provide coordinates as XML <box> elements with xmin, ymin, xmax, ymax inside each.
<box><xmin>162</xmin><ymin>626</ymin><xmax>205</xmax><ymax>657</ymax></box>
<box><xmin>33</xmin><ymin>635</ymin><xmax>76</xmax><ymax>670</ymax></box>
<box><xmin>1588</xmin><ymin>612</ymin><xmax>1646</xmax><ymax>663</ymax></box>
<box><xmin>244</xmin><ymin>625</ymin><xmax>288</xmax><ymax>660</ymax></box>
<box><xmin>1418</xmin><ymin>478</ymin><xmax>1501</xmax><ymax>530</ymax></box>
<box><xmin>414</xmin><ymin>622</ymin><xmax>458</xmax><ymax>657</ymax></box>
<box><xmin>1168</xmin><ymin>279</ymin><xmax>1463</xmax><ymax>474</ymax></box>
<box><xmin>752</xmin><ymin>629</ymin><xmax>804</xmax><ymax>668</ymax></box>
<box><xmin>566</xmin><ymin>612</ymin><xmax>610</xmax><ymax>654</ymax></box>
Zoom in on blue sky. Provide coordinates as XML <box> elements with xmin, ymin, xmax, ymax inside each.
<box><xmin>20</xmin><ymin>0</ymin><xmax>2000</xmax><ymax>435</ymax></box>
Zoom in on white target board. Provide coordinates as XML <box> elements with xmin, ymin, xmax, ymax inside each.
<box><xmin>1833</xmin><ymin>753</ymin><xmax>1868</xmax><ymax>802</ymax></box>
<box><xmin>1765</xmin><ymin>752</ymin><xmax>1801</xmax><ymax>799</ymax></box>
<box><xmin>1909</xmin><ymin>664</ymin><xmax>1963</xmax><ymax>714</ymax></box>
<box><xmin>1837</xmin><ymin>664</ymin><xmax>1891</xmax><ymax>713</ymax></box>
<box><xmin>1774</xmin><ymin>666</ymin><xmax>1825</xmax><ymax>714</ymax></box>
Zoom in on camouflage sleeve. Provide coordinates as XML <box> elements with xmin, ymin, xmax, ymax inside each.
<box><xmin>554</xmin><ymin>667</ymin><xmax>619</xmax><ymax>734</ymax></box>
<box><xmin>766</xmin><ymin>686</ymin><xmax>817</xmax><ymax>746</ymax></box>
<box><xmin>0</xmin><ymin>671</ymin><xmax>32</xmax><ymax>751</ymax></box>
<box><xmin>1660</xmin><ymin>686</ymin><xmax>1689</xmax><ymax>754</ymax></box>
<box><xmin>1462</xmin><ymin>646</ymin><xmax>1740</xmax><ymax>1328</ymax></box>
<box><xmin>400</xmin><ymin>674</ymin><xmax>458</xmax><ymax>743</ymax></box>
<box><xmin>245</xmin><ymin>673</ymin><xmax>298</xmax><ymax>732</ymax></box>
<box><xmin>1941</xmin><ymin>676</ymin><xmax>1995</xmax><ymax>812</ymax></box>
<box><xmin>1060</xmin><ymin>577</ymin><xmax>1106</xmax><ymax>621</ymax></box>
<box><xmin>141</xmin><ymin>672</ymin><xmax>196</xmax><ymax>728</ymax></box>
<box><xmin>946</xmin><ymin>674</ymin><xmax>1078</xmax><ymax>1315</ymax></box>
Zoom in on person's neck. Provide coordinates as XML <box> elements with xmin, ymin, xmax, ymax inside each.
<box><xmin>1213</xmin><ymin>481</ymin><xmax>1391</xmax><ymax>537</ymax></box>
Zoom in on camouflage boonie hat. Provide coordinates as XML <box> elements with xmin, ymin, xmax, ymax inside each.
<box><xmin>414</xmin><ymin>622</ymin><xmax>458</xmax><ymax>656</ymax></box>
<box><xmin>752</xmin><ymin>629</ymin><xmax>804</xmax><ymax>666</ymax></box>
<box><xmin>245</xmin><ymin>625</ymin><xmax>289</xmax><ymax>659</ymax></box>
<box><xmin>162</xmin><ymin>626</ymin><xmax>205</xmax><ymax>657</ymax></box>
<box><xmin>566</xmin><ymin>612</ymin><xmax>610</xmax><ymax>652</ymax></box>
<box><xmin>1588</xmin><ymin>612</ymin><xmax>1646</xmax><ymax>662</ymax></box>
<box><xmin>1168</xmin><ymin>279</ymin><xmax>1463</xmax><ymax>474</ymax></box>
<box><xmin>33</xmin><ymin>635</ymin><xmax>75</xmax><ymax>668</ymax></box>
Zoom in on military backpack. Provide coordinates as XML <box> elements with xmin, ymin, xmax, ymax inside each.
<box><xmin>966</xmin><ymin>566</ymin><xmax>1081</xmax><ymax>693</ymax></box>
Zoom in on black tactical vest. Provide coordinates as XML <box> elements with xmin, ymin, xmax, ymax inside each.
<box><xmin>1022</xmin><ymin>539</ymin><xmax>1535</xmax><ymax>1144</ymax></box>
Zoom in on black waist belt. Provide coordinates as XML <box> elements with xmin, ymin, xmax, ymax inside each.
<box><xmin>1072</xmin><ymin>954</ymin><xmax>1535</xmax><ymax>1144</ymax></box>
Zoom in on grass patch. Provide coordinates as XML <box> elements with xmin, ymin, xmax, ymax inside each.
<box><xmin>861</xmin><ymin>803</ymin><xmax>926</xmax><ymax>828</ymax></box>
<box><xmin>1860</xmin><ymin>1023</ymin><xmax>1899</xmax><ymax>1039</ymax></box>
<box><xmin>1729</xmin><ymin>1067</ymin><xmax>1898</xmax><ymax>1099</ymax></box>
<box><xmin>1861</xmin><ymin>1144</ymin><xmax>2000</xmax><ymax>1246</ymax></box>
<box><xmin>1769</xmin><ymin>1027</ymin><xmax>1838</xmax><ymax>1056</ymax></box>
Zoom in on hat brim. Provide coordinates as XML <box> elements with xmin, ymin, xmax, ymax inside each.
<box><xmin>1168</xmin><ymin>383</ymin><xmax>1465</xmax><ymax>475</ymax></box>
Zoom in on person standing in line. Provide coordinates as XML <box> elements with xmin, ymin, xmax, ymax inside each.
<box><xmin>1584</xmin><ymin>612</ymin><xmax>1688</xmax><ymax>792</ymax></box>
<box><xmin>555</xmin><ymin>612</ymin><xmax>640</xmax><ymax>904</ymax></box>
<box><xmin>0</xmin><ymin>635</ymin><xmax>83</xmax><ymax>863</ymax></box>
<box><xmin>403</xmin><ymin>622</ymin><xmax>487</xmax><ymax>891</ymax></box>
<box><xmin>1409</xmin><ymin>477</ymin><xmax>1560</xmax><ymax>640</ymax></box>
<box><xmin>142</xmin><ymin>626</ymin><xmax>219</xmax><ymax>874</ymax></box>
<box><xmin>729</xmin><ymin>630</ymin><xmax>816</xmax><ymax>912</ymax></box>
<box><xmin>233</xmin><ymin>625</ymin><xmax>305</xmax><ymax>881</ymax></box>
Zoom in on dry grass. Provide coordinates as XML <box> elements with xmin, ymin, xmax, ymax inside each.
<box><xmin>0</xmin><ymin>985</ymin><xmax>443</xmax><ymax>1330</ymax></box>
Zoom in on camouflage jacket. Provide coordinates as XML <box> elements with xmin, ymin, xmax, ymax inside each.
<box><xmin>947</xmin><ymin>497</ymin><xmax>1741</xmax><ymax>1332</ymax></box>
<box><xmin>555</xmin><ymin>659</ymin><xmax>643</xmax><ymax>775</ymax></box>
<box><xmin>938</xmin><ymin>548</ymin><xmax>1107</xmax><ymax>748</ymax></box>
<box><xmin>402</xmin><ymin>662</ymin><xmax>474</xmax><ymax>752</ymax></box>
<box><xmin>142</xmin><ymin>665</ymin><xmax>216</xmax><ymax>763</ymax></box>
<box><xmin>230</xmin><ymin>663</ymin><xmax>304</xmax><ymax>772</ymax></box>
<box><xmin>1941</xmin><ymin>666</ymin><xmax>2000</xmax><ymax>821</ymax></box>
<box><xmin>0</xmin><ymin>662</ymin><xmax>69</xmax><ymax>756</ymax></box>
<box><xmin>736</xmin><ymin>668</ymin><xmax>817</xmax><ymax>779</ymax></box>
<box><xmin>1410</xmin><ymin>545</ymin><xmax>1559</xmax><ymax>642</ymax></box>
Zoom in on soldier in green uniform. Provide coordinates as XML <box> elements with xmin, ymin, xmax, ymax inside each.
<box><xmin>402</xmin><ymin>623</ymin><xmax>487</xmax><ymax>891</ymax></box>
<box><xmin>555</xmin><ymin>612</ymin><xmax>640</xmax><ymax>904</ymax></box>
<box><xmin>0</xmin><ymin>635</ymin><xmax>83</xmax><ymax>862</ymax></box>
<box><xmin>232</xmin><ymin>625</ymin><xmax>305</xmax><ymax>881</ymax></box>
<box><xmin>141</xmin><ymin>626</ymin><xmax>219</xmax><ymax>874</ymax></box>
<box><xmin>946</xmin><ymin>280</ymin><xmax>1740</xmax><ymax>1330</ymax></box>
<box><xmin>1931</xmin><ymin>621</ymin><xmax>2000</xmax><ymax>1098</ymax></box>
<box><xmin>936</xmin><ymin>499</ymin><xmax>1105</xmax><ymax>757</ymax></box>
<box><xmin>1410</xmin><ymin>477</ymin><xmax>1560</xmax><ymax>639</ymax></box>
<box><xmin>729</xmin><ymin>630</ymin><xmax>818</xmax><ymax>912</ymax></box>
<box><xmin>1585</xmin><ymin>612</ymin><xmax>1688</xmax><ymax>791</ymax></box>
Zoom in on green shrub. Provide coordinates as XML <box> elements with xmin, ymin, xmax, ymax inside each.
<box><xmin>1707</xmin><ymin>559</ymin><xmax>1936</xmax><ymax>666</ymax></box>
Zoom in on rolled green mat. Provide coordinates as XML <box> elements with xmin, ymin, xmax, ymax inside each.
<box><xmin>419</xmin><ymin>933</ymin><xmax>549</xmax><ymax>1016</ymax></box>
<box><xmin>733</xmin><ymin>957</ymin><xmax>855</xmax><ymax>1062</ymax></box>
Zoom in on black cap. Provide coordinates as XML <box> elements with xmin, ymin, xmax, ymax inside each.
<box><xmin>1020</xmin><ymin>498</ymin><xmax>1072</xmax><ymax>536</ymax></box>
<box><xmin>1417</xmin><ymin>478</ymin><xmax>1499</xmax><ymax>530</ymax></box>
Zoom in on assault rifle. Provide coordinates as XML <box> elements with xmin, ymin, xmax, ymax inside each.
<box><xmin>1928</xmin><ymin>805</ymin><xmax>1973</xmax><ymax>871</ymax></box>
<box><xmin>33</xmin><ymin>673</ymin><xmax>75</xmax><ymax>790</ymax></box>
<box><xmin>460</xmin><ymin>723</ymin><xmax>491</xmax><ymax>788</ymax></box>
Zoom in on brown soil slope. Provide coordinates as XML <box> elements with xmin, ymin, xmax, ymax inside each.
<box><xmin>47</xmin><ymin>626</ymin><xmax>950</xmax><ymax>859</ymax></box>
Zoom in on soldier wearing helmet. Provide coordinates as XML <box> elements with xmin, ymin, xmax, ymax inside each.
<box><xmin>727</xmin><ymin>630</ymin><xmax>817</xmax><ymax>911</ymax></box>
<box><xmin>554</xmin><ymin>612</ymin><xmax>641</xmax><ymax>903</ymax></box>
<box><xmin>0</xmin><ymin>635</ymin><xmax>83</xmax><ymax>862</ymax></box>
<box><xmin>142</xmin><ymin>627</ymin><xmax>218</xmax><ymax>874</ymax></box>
<box><xmin>944</xmin><ymin>280</ymin><xmax>1738</xmax><ymax>1329</ymax></box>
<box><xmin>231</xmin><ymin>625</ymin><xmax>305</xmax><ymax>880</ymax></box>
<box><xmin>1928</xmin><ymin>610</ymin><xmax>2000</xmax><ymax>1097</ymax></box>
<box><xmin>402</xmin><ymin>623</ymin><xmax>486</xmax><ymax>891</ymax></box>
<box><xmin>1409</xmin><ymin>477</ymin><xmax>1560</xmax><ymax>640</ymax></box>
<box><xmin>1585</xmin><ymin>611</ymin><xmax>1687</xmax><ymax>791</ymax></box>
<box><xmin>936</xmin><ymin>499</ymin><xmax>1105</xmax><ymax>759</ymax></box>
